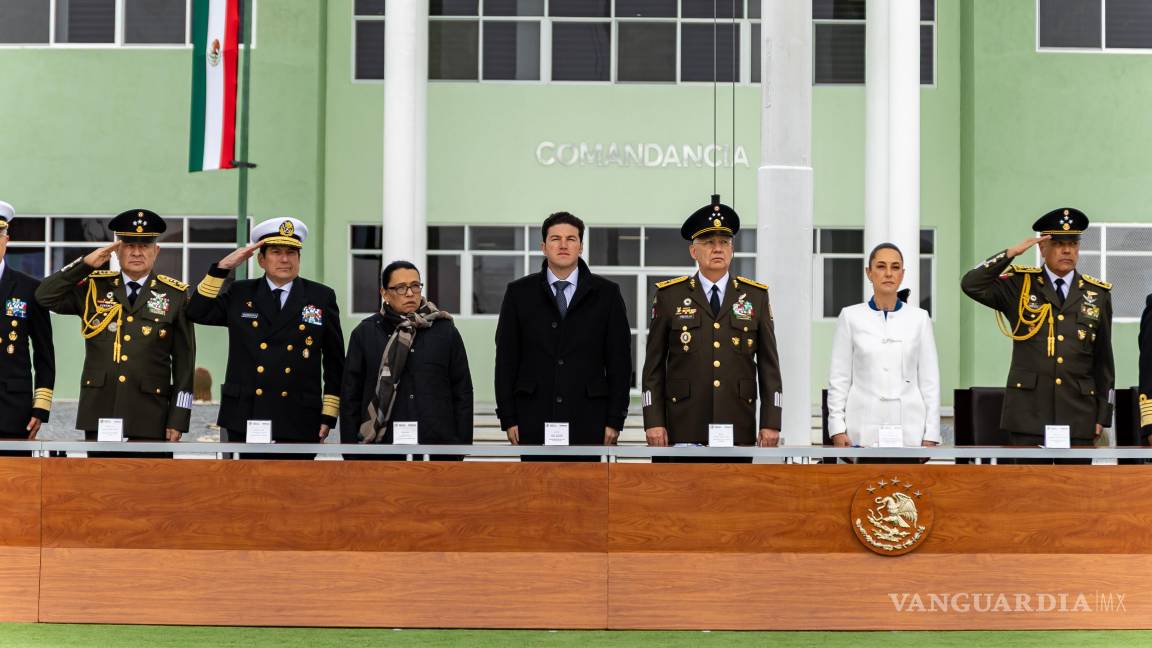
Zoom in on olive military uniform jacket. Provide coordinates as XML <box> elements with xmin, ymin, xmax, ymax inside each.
<box><xmin>35</xmin><ymin>259</ymin><xmax>196</xmax><ymax>438</ymax></box>
<box><xmin>0</xmin><ymin>263</ymin><xmax>54</xmax><ymax>435</ymax></box>
<box><xmin>187</xmin><ymin>264</ymin><xmax>345</xmax><ymax>441</ymax></box>
<box><xmin>1136</xmin><ymin>294</ymin><xmax>1152</xmax><ymax>436</ymax></box>
<box><xmin>961</xmin><ymin>250</ymin><xmax>1114</xmax><ymax>441</ymax></box>
<box><xmin>642</xmin><ymin>273</ymin><xmax>783</xmax><ymax>445</ymax></box>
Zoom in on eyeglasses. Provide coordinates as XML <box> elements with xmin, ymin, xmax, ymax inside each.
<box><xmin>387</xmin><ymin>282</ymin><xmax>424</xmax><ymax>295</ymax></box>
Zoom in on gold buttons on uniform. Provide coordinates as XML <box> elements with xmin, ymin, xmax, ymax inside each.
<box><xmin>1057</xmin><ymin>357</ymin><xmax>1064</xmax><ymax>364</ymax></box>
<box><xmin>257</xmin><ymin>366</ymin><xmax>265</xmax><ymax>373</ymax></box>
<box><xmin>252</xmin><ymin>321</ymin><xmax>259</xmax><ymax>328</ymax></box>
<box><xmin>256</xmin><ymin>388</ymin><xmax>264</xmax><ymax>396</ymax></box>
<box><xmin>120</xmin><ymin>355</ymin><xmax>128</xmax><ymax>361</ymax></box>
<box><xmin>743</xmin><ymin>326</ymin><xmax>749</xmax><ymax>332</ymax></box>
<box><xmin>1055</xmin><ymin>378</ymin><xmax>1062</xmax><ymax>385</ymax></box>
<box><xmin>713</xmin><ymin>360</ymin><xmax>720</xmax><ymax>368</ymax></box>
<box><xmin>126</xmin><ymin>316</ymin><xmax>134</xmax><ymax>322</ymax></box>
<box><xmin>713</xmin><ymin>379</ymin><xmax>721</xmax><ymax>388</ymax></box>
<box><xmin>681</xmin><ymin>326</ymin><xmax>687</xmax><ymax>331</ymax></box>
<box><xmin>1016</xmin><ymin>383</ymin><xmax>1022</xmax><ymax>388</ymax></box>
<box><xmin>284</xmin><ymin>367</ymin><xmax>292</xmax><ymax>374</ymax></box>
<box><xmin>713</xmin><ymin>341</ymin><xmax>720</xmax><ymax>348</ymax></box>
<box><xmin>260</xmin><ymin>342</ymin><xmax>268</xmax><ymax>350</ymax></box>
<box><xmin>713</xmin><ymin>323</ymin><xmax>720</xmax><ymax>329</ymax></box>
<box><xmin>123</xmin><ymin>335</ymin><xmax>131</xmax><ymax>342</ymax></box>
<box><xmin>155</xmin><ymin>388</ymin><xmax>161</xmax><ymax>394</ymax></box>
<box><xmin>299</xmin><ymin>324</ymin><xmax>306</xmax><ymax>331</ymax></box>
<box><xmin>281</xmin><ymin>391</ymin><xmax>288</xmax><ymax>398</ymax></box>
<box><xmin>1058</xmin><ymin>335</ymin><xmax>1064</xmax><ymax>342</ymax></box>
<box><xmin>118</xmin><ymin>375</ymin><xmax>126</xmax><ymax>383</ymax></box>
<box><xmin>287</xmin><ymin>344</ymin><xmax>294</xmax><ymax>351</ymax></box>
<box><xmin>1057</xmin><ymin>314</ymin><xmax>1065</xmax><ymax>321</ymax></box>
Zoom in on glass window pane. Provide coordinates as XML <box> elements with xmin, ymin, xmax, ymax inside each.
<box><xmin>484</xmin><ymin>0</ymin><xmax>543</xmax><ymax>15</ymax></box>
<box><xmin>921</xmin><ymin>0</ymin><xmax>935</xmax><ymax>21</ymax></box>
<box><xmin>429</xmin><ymin>226</ymin><xmax>465</xmax><ymax>249</ymax></box>
<box><xmin>919</xmin><ymin>257</ymin><xmax>932</xmax><ymax>315</ymax></box>
<box><xmin>618</xmin><ymin>22</ymin><xmax>676</xmax><ymax>82</ymax></box>
<box><xmin>158</xmin><ymin>219</ymin><xmax>184</xmax><ymax>244</ymax></box>
<box><xmin>189</xmin><ymin>248</ymin><xmax>238</xmax><ymax>287</ymax></box>
<box><xmin>355</xmin><ymin>0</ymin><xmax>387</xmax><ymax>16</ymax></box>
<box><xmin>1105</xmin><ymin>0</ymin><xmax>1152</xmax><ymax>48</ymax></box>
<box><xmin>153</xmin><ymin>250</ymin><xmax>182</xmax><ymax>282</ymax></box>
<box><xmin>0</xmin><ymin>0</ymin><xmax>50</xmax><ymax>43</ymax></box>
<box><xmin>53</xmin><ymin>247</ymin><xmax>103</xmax><ymax>271</ymax></box>
<box><xmin>646</xmin><ymin>274</ymin><xmax>681</xmax><ymax>315</ymax></box>
<box><xmin>1105</xmin><ymin>256</ymin><xmax>1152</xmax><ymax>319</ymax></box>
<box><xmin>681</xmin><ymin>23</ymin><xmax>739</xmax><ymax>82</ymax></box>
<box><xmin>749</xmin><ymin>0</ymin><xmax>761</xmax><ymax>20</ymax></box>
<box><xmin>430</xmin><ymin>20</ymin><xmax>479</xmax><ymax>80</ymax></box>
<box><xmin>644</xmin><ymin>228</ymin><xmax>690</xmax><ymax>266</ymax></box>
<box><xmin>483</xmin><ymin>21</ymin><xmax>541</xmax><ymax>80</ymax></box>
<box><xmin>352</xmin><ymin>254</ymin><xmax>384</xmax><ymax>313</ymax></box>
<box><xmin>529</xmin><ymin>226</ymin><xmax>542</xmax><ymax>244</ymax></box>
<box><xmin>431</xmin><ymin>0</ymin><xmax>479</xmax><ymax>16</ymax></box>
<box><xmin>351</xmin><ymin>225</ymin><xmax>383</xmax><ymax>249</ymax></box>
<box><xmin>1038</xmin><ymin>0</ymin><xmax>1101</xmax><ymax>48</ymax></box>
<box><xmin>812</xmin><ymin>0</ymin><xmax>866</xmax><ymax>20</ymax></box>
<box><xmin>52</xmin><ymin>218</ymin><xmax>112</xmax><ymax>243</ymax></box>
<box><xmin>819</xmin><ymin>229</ymin><xmax>863</xmax><ymax>253</ymax></box>
<box><xmin>549</xmin><ymin>0</ymin><xmax>609</xmax><ymax>17</ymax></box>
<box><xmin>683</xmin><ymin>0</ymin><xmax>743</xmax><ymax>18</ymax></box>
<box><xmin>732</xmin><ymin>257</ymin><xmax>757</xmax><ymax>282</ymax></box>
<box><xmin>55</xmin><ymin>0</ymin><xmax>115</xmax><ymax>43</ymax></box>
<box><xmin>1077</xmin><ymin>252</ymin><xmax>1101</xmax><ymax>279</ymax></box>
<box><xmin>814</xmin><ymin>23</ymin><xmax>865</xmax><ymax>84</ymax></box>
<box><xmin>427</xmin><ymin>254</ymin><xmax>462</xmax><ymax>314</ymax></box>
<box><xmin>751</xmin><ymin>22</ymin><xmax>761</xmax><ymax>83</ymax></box>
<box><xmin>1104</xmin><ymin>226</ymin><xmax>1152</xmax><ymax>252</ymax></box>
<box><xmin>920</xmin><ymin>228</ymin><xmax>934</xmax><ymax>254</ymax></box>
<box><xmin>188</xmin><ymin>218</ymin><xmax>247</xmax><ymax>243</ymax></box>
<box><xmin>589</xmin><ymin>227</ymin><xmax>641</xmax><ymax>266</ymax></box>
<box><xmin>600</xmin><ymin>274</ymin><xmax>638</xmax><ymax>328</ymax></box>
<box><xmin>735</xmin><ymin>232</ymin><xmax>757</xmax><ymax>253</ymax></box>
<box><xmin>470</xmin><ymin>226</ymin><xmax>524</xmax><ymax>250</ymax></box>
<box><xmin>1080</xmin><ymin>225</ymin><xmax>1101</xmax><ymax>251</ymax></box>
<box><xmin>617</xmin><ymin>0</ymin><xmax>676</xmax><ymax>17</ymax></box>
<box><xmin>921</xmin><ymin>24</ymin><xmax>933</xmax><ymax>84</ymax></box>
<box><xmin>5</xmin><ymin>248</ymin><xmax>45</xmax><ymax>278</ymax></box>
<box><xmin>5</xmin><ymin>216</ymin><xmax>45</xmax><ymax>241</ymax></box>
<box><xmin>552</xmin><ymin>22</ymin><xmax>611</xmax><ymax>81</ymax></box>
<box><xmin>472</xmin><ymin>256</ymin><xmax>524</xmax><ymax>314</ymax></box>
<box><xmin>124</xmin><ymin>0</ymin><xmax>186</xmax><ymax>44</ymax></box>
<box><xmin>356</xmin><ymin>20</ymin><xmax>386</xmax><ymax>80</ymax></box>
<box><xmin>823</xmin><ymin>258</ymin><xmax>863</xmax><ymax>318</ymax></box>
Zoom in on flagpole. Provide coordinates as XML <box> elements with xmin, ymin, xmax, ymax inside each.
<box><xmin>234</xmin><ymin>0</ymin><xmax>255</xmax><ymax>280</ymax></box>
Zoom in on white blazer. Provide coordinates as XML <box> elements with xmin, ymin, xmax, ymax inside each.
<box><xmin>826</xmin><ymin>301</ymin><xmax>941</xmax><ymax>447</ymax></box>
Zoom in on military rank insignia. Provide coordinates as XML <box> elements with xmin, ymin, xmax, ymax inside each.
<box><xmin>4</xmin><ymin>298</ymin><xmax>27</xmax><ymax>319</ymax></box>
<box><xmin>146</xmin><ymin>291</ymin><xmax>170</xmax><ymax>316</ymax></box>
<box><xmin>731</xmin><ymin>294</ymin><xmax>754</xmax><ymax>319</ymax></box>
<box><xmin>1081</xmin><ymin>303</ymin><xmax>1100</xmax><ymax>320</ymax></box>
<box><xmin>301</xmin><ymin>305</ymin><xmax>323</xmax><ymax>325</ymax></box>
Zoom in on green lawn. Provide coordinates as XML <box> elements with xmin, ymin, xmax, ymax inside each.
<box><xmin>2</xmin><ymin>627</ymin><xmax>1152</xmax><ymax>648</ymax></box>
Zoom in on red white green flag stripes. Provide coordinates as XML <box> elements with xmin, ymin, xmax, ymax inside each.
<box><xmin>189</xmin><ymin>0</ymin><xmax>239</xmax><ymax>172</ymax></box>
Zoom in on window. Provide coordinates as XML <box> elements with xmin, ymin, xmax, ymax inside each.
<box><xmin>1038</xmin><ymin>0</ymin><xmax>1152</xmax><ymax>50</ymax></box>
<box><xmin>354</xmin><ymin>0</ymin><xmax>386</xmax><ymax>80</ymax></box>
<box><xmin>0</xmin><ymin>0</ymin><xmax>253</xmax><ymax>47</ymax></box>
<box><xmin>1051</xmin><ymin>224</ymin><xmax>1152</xmax><ymax>320</ymax></box>
<box><xmin>423</xmin><ymin>1</ymin><xmax>544</xmax><ymax>81</ymax></box>
<box><xmin>812</xmin><ymin>228</ymin><xmax>936</xmax><ymax>318</ymax></box>
<box><xmin>812</xmin><ymin>0</ymin><xmax>936</xmax><ymax>85</ymax></box>
<box><xmin>4</xmin><ymin>216</ymin><xmax>252</xmax><ymax>287</ymax></box>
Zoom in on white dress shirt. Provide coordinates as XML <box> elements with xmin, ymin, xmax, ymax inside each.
<box><xmin>1044</xmin><ymin>265</ymin><xmax>1074</xmax><ymax>301</ymax></box>
<box><xmin>546</xmin><ymin>265</ymin><xmax>578</xmax><ymax>305</ymax></box>
<box><xmin>826</xmin><ymin>299</ymin><xmax>941</xmax><ymax>446</ymax></box>
<box><xmin>697</xmin><ymin>271</ymin><xmax>729</xmax><ymax>306</ymax></box>
<box><xmin>122</xmin><ymin>273</ymin><xmax>150</xmax><ymax>296</ymax></box>
<box><xmin>266</xmin><ymin>277</ymin><xmax>294</xmax><ymax>308</ymax></box>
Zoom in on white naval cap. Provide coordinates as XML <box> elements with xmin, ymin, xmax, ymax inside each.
<box><xmin>252</xmin><ymin>217</ymin><xmax>308</xmax><ymax>249</ymax></box>
<box><xmin>0</xmin><ymin>201</ymin><xmax>13</xmax><ymax>230</ymax></box>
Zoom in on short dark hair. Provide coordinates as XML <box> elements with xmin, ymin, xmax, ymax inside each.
<box><xmin>381</xmin><ymin>260</ymin><xmax>419</xmax><ymax>290</ymax></box>
<box><xmin>541</xmin><ymin>211</ymin><xmax>585</xmax><ymax>242</ymax></box>
<box><xmin>867</xmin><ymin>242</ymin><xmax>904</xmax><ymax>267</ymax></box>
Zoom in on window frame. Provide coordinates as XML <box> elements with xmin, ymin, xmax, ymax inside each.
<box><xmin>1031</xmin><ymin>222</ymin><xmax>1152</xmax><ymax>323</ymax></box>
<box><xmin>1035</xmin><ymin>0</ymin><xmax>1152</xmax><ymax>54</ymax></box>
<box><xmin>811</xmin><ymin>0</ymin><xmax>937</xmax><ymax>87</ymax></box>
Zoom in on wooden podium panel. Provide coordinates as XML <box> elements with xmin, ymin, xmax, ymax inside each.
<box><xmin>0</xmin><ymin>460</ymin><xmax>41</xmax><ymax>622</ymax></box>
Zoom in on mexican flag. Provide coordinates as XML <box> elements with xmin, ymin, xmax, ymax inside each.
<box><xmin>189</xmin><ymin>0</ymin><xmax>240</xmax><ymax>172</ymax></box>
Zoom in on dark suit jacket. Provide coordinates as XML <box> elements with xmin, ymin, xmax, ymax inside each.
<box><xmin>0</xmin><ymin>264</ymin><xmax>54</xmax><ymax>435</ymax></box>
<box><xmin>187</xmin><ymin>265</ymin><xmax>345</xmax><ymax>442</ymax></box>
<box><xmin>1137</xmin><ymin>294</ymin><xmax>1152</xmax><ymax>436</ymax></box>
<box><xmin>494</xmin><ymin>258</ymin><xmax>631</xmax><ymax>445</ymax></box>
<box><xmin>340</xmin><ymin>311</ymin><xmax>473</xmax><ymax>445</ymax></box>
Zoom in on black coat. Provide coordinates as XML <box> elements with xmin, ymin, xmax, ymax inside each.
<box><xmin>187</xmin><ymin>265</ymin><xmax>345</xmax><ymax>441</ymax></box>
<box><xmin>0</xmin><ymin>264</ymin><xmax>54</xmax><ymax>435</ymax></box>
<box><xmin>494</xmin><ymin>258</ymin><xmax>632</xmax><ymax>445</ymax></box>
<box><xmin>339</xmin><ymin>311</ymin><xmax>473</xmax><ymax>445</ymax></box>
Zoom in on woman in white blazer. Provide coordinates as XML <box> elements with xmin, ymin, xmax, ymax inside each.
<box><xmin>827</xmin><ymin>243</ymin><xmax>941</xmax><ymax>455</ymax></box>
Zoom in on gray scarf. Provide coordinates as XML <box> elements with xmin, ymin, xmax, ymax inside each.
<box><xmin>358</xmin><ymin>299</ymin><xmax>452</xmax><ymax>443</ymax></box>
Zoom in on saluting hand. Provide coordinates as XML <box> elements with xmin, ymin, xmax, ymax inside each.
<box><xmin>83</xmin><ymin>240</ymin><xmax>121</xmax><ymax>268</ymax></box>
<box><xmin>218</xmin><ymin>242</ymin><xmax>263</xmax><ymax>270</ymax></box>
<box><xmin>1006</xmin><ymin>235</ymin><xmax>1050</xmax><ymax>258</ymax></box>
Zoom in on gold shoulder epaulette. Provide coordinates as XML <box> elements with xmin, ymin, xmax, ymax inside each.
<box><xmin>157</xmin><ymin>274</ymin><xmax>189</xmax><ymax>292</ymax></box>
<box><xmin>1007</xmin><ymin>265</ymin><xmax>1042</xmax><ymax>274</ymax></box>
<box><xmin>655</xmin><ymin>276</ymin><xmax>689</xmax><ymax>289</ymax></box>
<box><xmin>87</xmin><ymin>270</ymin><xmax>118</xmax><ymax>279</ymax></box>
<box><xmin>1082</xmin><ymin>274</ymin><xmax>1112</xmax><ymax>290</ymax></box>
<box><xmin>736</xmin><ymin>276</ymin><xmax>768</xmax><ymax>290</ymax></box>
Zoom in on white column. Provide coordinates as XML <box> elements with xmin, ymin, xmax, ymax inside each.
<box><xmin>865</xmin><ymin>0</ymin><xmax>920</xmax><ymax>298</ymax></box>
<box><xmin>383</xmin><ymin>1</ymin><xmax>428</xmax><ymax>273</ymax></box>
<box><xmin>758</xmin><ymin>0</ymin><xmax>814</xmax><ymax>445</ymax></box>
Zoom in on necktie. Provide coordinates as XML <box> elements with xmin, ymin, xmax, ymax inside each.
<box><xmin>127</xmin><ymin>281</ymin><xmax>140</xmax><ymax>307</ymax></box>
<box><xmin>272</xmin><ymin>288</ymin><xmax>285</xmax><ymax>311</ymax></box>
<box><xmin>710</xmin><ymin>285</ymin><xmax>721</xmax><ymax>317</ymax></box>
<box><xmin>553</xmin><ymin>280</ymin><xmax>570</xmax><ymax>318</ymax></box>
<box><xmin>1054</xmin><ymin>278</ymin><xmax>1065</xmax><ymax>306</ymax></box>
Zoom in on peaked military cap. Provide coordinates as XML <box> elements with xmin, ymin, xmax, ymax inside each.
<box><xmin>1033</xmin><ymin>207</ymin><xmax>1088</xmax><ymax>241</ymax></box>
<box><xmin>681</xmin><ymin>194</ymin><xmax>740</xmax><ymax>241</ymax></box>
<box><xmin>109</xmin><ymin>209</ymin><xmax>166</xmax><ymax>243</ymax></box>
<box><xmin>0</xmin><ymin>200</ymin><xmax>13</xmax><ymax>231</ymax></box>
<box><xmin>252</xmin><ymin>217</ymin><xmax>308</xmax><ymax>249</ymax></box>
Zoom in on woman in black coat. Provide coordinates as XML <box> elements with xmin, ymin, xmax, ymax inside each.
<box><xmin>340</xmin><ymin>261</ymin><xmax>473</xmax><ymax>460</ymax></box>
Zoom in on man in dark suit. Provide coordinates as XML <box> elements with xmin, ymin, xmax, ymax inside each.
<box><xmin>0</xmin><ymin>202</ymin><xmax>54</xmax><ymax>454</ymax></box>
<box><xmin>962</xmin><ymin>207</ymin><xmax>1113</xmax><ymax>464</ymax></box>
<box><xmin>187</xmin><ymin>217</ymin><xmax>344</xmax><ymax>458</ymax></box>
<box><xmin>495</xmin><ymin>211</ymin><xmax>632</xmax><ymax>461</ymax></box>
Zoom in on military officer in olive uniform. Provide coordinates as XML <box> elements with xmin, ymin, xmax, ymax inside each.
<box><xmin>187</xmin><ymin>217</ymin><xmax>344</xmax><ymax>456</ymax></box>
<box><xmin>642</xmin><ymin>196</ymin><xmax>784</xmax><ymax>461</ymax></box>
<box><xmin>36</xmin><ymin>209</ymin><xmax>196</xmax><ymax>444</ymax></box>
<box><xmin>962</xmin><ymin>207</ymin><xmax>1113</xmax><ymax>460</ymax></box>
<box><xmin>0</xmin><ymin>202</ymin><xmax>55</xmax><ymax>451</ymax></box>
